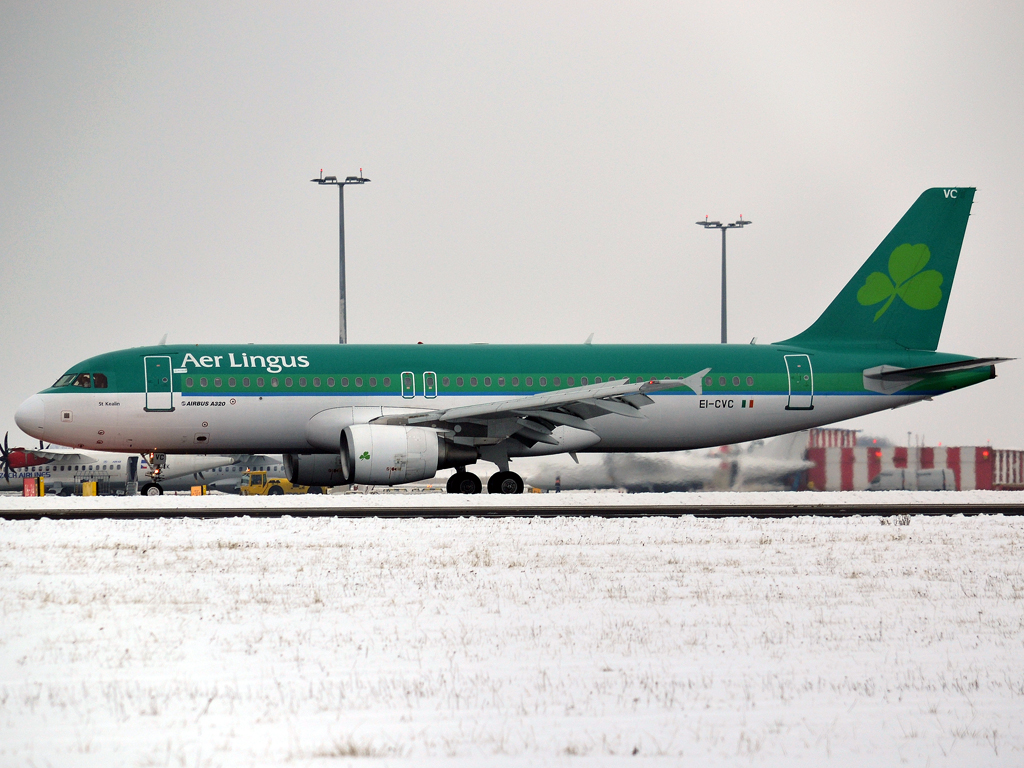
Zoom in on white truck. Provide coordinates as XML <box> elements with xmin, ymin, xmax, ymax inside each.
<box><xmin>868</xmin><ymin>468</ymin><xmax>956</xmax><ymax>491</ymax></box>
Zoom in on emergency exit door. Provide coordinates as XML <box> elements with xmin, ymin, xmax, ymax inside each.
<box><xmin>144</xmin><ymin>356</ymin><xmax>174</xmax><ymax>411</ymax></box>
<box><xmin>784</xmin><ymin>354</ymin><xmax>814</xmax><ymax>410</ymax></box>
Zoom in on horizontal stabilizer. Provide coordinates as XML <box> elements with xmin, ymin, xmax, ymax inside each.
<box><xmin>863</xmin><ymin>357</ymin><xmax>1010</xmax><ymax>394</ymax></box>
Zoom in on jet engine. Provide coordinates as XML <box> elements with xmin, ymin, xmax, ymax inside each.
<box><xmin>284</xmin><ymin>453</ymin><xmax>348</xmax><ymax>487</ymax></box>
<box><xmin>341</xmin><ymin>424</ymin><xmax>478</xmax><ymax>485</ymax></box>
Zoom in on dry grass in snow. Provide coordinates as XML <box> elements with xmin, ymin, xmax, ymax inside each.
<box><xmin>0</xmin><ymin>514</ymin><xmax>1022</xmax><ymax>766</ymax></box>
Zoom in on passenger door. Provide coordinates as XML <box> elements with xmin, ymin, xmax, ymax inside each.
<box><xmin>784</xmin><ymin>354</ymin><xmax>814</xmax><ymax>410</ymax></box>
<box><xmin>144</xmin><ymin>356</ymin><xmax>174</xmax><ymax>412</ymax></box>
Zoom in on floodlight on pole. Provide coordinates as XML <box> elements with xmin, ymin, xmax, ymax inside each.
<box><xmin>311</xmin><ymin>169</ymin><xmax>370</xmax><ymax>344</ymax></box>
<box><xmin>696</xmin><ymin>215</ymin><xmax>751</xmax><ymax>343</ymax></box>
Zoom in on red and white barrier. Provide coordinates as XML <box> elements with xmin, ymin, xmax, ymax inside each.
<box><xmin>805</xmin><ymin>443</ymin><xmax>1024</xmax><ymax>491</ymax></box>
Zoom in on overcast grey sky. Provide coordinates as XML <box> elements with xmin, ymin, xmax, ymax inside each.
<box><xmin>2</xmin><ymin>1</ymin><xmax>1023</xmax><ymax>450</ymax></box>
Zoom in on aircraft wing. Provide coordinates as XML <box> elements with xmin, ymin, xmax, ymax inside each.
<box><xmin>21</xmin><ymin>450</ymin><xmax>98</xmax><ymax>465</ymax></box>
<box><xmin>373</xmin><ymin>369</ymin><xmax>710</xmax><ymax>447</ymax></box>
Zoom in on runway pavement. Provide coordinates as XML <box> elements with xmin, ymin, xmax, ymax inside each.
<box><xmin>2</xmin><ymin>490</ymin><xmax>1023</xmax><ymax>519</ymax></box>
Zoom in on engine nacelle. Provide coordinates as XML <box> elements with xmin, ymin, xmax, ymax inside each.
<box><xmin>341</xmin><ymin>424</ymin><xmax>478</xmax><ymax>485</ymax></box>
<box><xmin>284</xmin><ymin>453</ymin><xmax>348</xmax><ymax>487</ymax></box>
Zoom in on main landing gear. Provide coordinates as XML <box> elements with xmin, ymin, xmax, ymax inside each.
<box><xmin>446</xmin><ymin>471</ymin><xmax>482</xmax><ymax>494</ymax></box>
<box><xmin>445</xmin><ymin>469</ymin><xmax>525</xmax><ymax>494</ymax></box>
<box><xmin>487</xmin><ymin>471</ymin><xmax>525</xmax><ymax>495</ymax></box>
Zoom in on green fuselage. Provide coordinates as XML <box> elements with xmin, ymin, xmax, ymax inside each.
<box><xmin>18</xmin><ymin>342</ymin><xmax>991</xmax><ymax>456</ymax></box>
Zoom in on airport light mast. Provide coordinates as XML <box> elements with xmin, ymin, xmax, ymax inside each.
<box><xmin>696</xmin><ymin>216</ymin><xmax>751</xmax><ymax>343</ymax></box>
<box><xmin>311</xmin><ymin>170</ymin><xmax>370</xmax><ymax>344</ymax></box>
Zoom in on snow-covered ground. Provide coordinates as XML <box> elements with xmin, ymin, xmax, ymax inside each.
<box><xmin>1</xmin><ymin>514</ymin><xmax>1022</xmax><ymax>766</ymax></box>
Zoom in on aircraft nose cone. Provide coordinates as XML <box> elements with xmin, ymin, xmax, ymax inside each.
<box><xmin>15</xmin><ymin>395</ymin><xmax>45</xmax><ymax>438</ymax></box>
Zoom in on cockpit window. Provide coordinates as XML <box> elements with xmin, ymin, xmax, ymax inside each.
<box><xmin>93</xmin><ymin>373</ymin><xmax>108</xmax><ymax>389</ymax></box>
<box><xmin>73</xmin><ymin>373</ymin><xmax>91</xmax><ymax>388</ymax></box>
<box><xmin>53</xmin><ymin>374</ymin><xmax>77</xmax><ymax>388</ymax></box>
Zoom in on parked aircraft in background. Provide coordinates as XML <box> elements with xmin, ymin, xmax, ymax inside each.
<box><xmin>0</xmin><ymin>434</ymin><xmax>283</xmax><ymax>495</ymax></box>
<box><xmin>522</xmin><ymin>431</ymin><xmax>813</xmax><ymax>492</ymax></box>
<box><xmin>14</xmin><ymin>189</ymin><xmax>1007</xmax><ymax>493</ymax></box>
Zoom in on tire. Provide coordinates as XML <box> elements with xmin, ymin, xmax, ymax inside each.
<box><xmin>487</xmin><ymin>471</ymin><xmax>525</xmax><ymax>495</ymax></box>
<box><xmin>446</xmin><ymin>472</ymin><xmax>482</xmax><ymax>494</ymax></box>
<box><xmin>306</xmin><ymin>486</ymin><xmax>324</xmax><ymax>494</ymax></box>
<box><xmin>267</xmin><ymin>485</ymin><xmax>285</xmax><ymax>496</ymax></box>
<box><xmin>141</xmin><ymin>483</ymin><xmax>163</xmax><ymax>496</ymax></box>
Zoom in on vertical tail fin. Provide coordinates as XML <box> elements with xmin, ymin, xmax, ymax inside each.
<box><xmin>780</xmin><ymin>188</ymin><xmax>975</xmax><ymax>351</ymax></box>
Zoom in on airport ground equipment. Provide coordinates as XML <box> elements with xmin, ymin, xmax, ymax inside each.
<box><xmin>238</xmin><ymin>470</ymin><xmax>320</xmax><ymax>496</ymax></box>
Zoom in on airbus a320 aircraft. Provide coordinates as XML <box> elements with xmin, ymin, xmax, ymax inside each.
<box><xmin>15</xmin><ymin>188</ymin><xmax>1006</xmax><ymax>494</ymax></box>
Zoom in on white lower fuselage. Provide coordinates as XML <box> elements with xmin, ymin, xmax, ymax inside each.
<box><xmin>29</xmin><ymin>389</ymin><xmax>919</xmax><ymax>458</ymax></box>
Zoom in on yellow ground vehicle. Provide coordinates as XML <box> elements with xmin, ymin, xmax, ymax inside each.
<box><xmin>238</xmin><ymin>470</ymin><xmax>323</xmax><ymax>496</ymax></box>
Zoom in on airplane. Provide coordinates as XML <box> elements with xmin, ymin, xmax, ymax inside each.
<box><xmin>522</xmin><ymin>431</ymin><xmax>814</xmax><ymax>492</ymax></box>
<box><xmin>14</xmin><ymin>188</ymin><xmax>1008</xmax><ymax>494</ymax></box>
<box><xmin>0</xmin><ymin>432</ymin><xmax>235</xmax><ymax>495</ymax></box>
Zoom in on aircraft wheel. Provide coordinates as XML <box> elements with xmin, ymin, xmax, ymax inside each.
<box><xmin>141</xmin><ymin>483</ymin><xmax>163</xmax><ymax>496</ymax></box>
<box><xmin>487</xmin><ymin>471</ymin><xmax>525</xmax><ymax>494</ymax></box>
<box><xmin>306</xmin><ymin>486</ymin><xmax>324</xmax><ymax>494</ymax></box>
<box><xmin>447</xmin><ymin>472</ymin><xmax>482</xmax><ymax>494</ymax></box>
<box><xmin>267</xmin><ymin>485</ymin><xmax>285</xmax><ymax>495</ymax></box>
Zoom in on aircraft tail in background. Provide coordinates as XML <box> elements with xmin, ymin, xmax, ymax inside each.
<box><xmin>780</xmin><ymin>187</ymin><xmax>975</xmax><ymax>351</ymax></box>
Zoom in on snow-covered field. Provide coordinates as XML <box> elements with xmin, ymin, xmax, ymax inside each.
<box><xmin>1</xmin><ymin>513</ymin><xmax>1022</xmax><ymax>766</ymax></box>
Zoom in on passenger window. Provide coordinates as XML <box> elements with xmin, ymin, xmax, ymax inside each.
<box><xmin>383</xmin><ymin>377</ymin><xmax>391</xmax><ymax>387</ymax></box>
<box><xmin>369</xmin><ymin>377</ymin><xmax>377</xmax><ymax>387</ymax></box>
<box><xmin>498</xmin><ymin>377</ymin><xmax>504</xmax><ymax>386</ymax></box>
<box><xmin>257</xmin><ymin>377</ymin><xmax>265</xmax><ymax>387</ymax></box>
<box><xmin>470</xmin><ymin>377</ymin><xmax>478</xmax><ymax>386</ymax></box>
<box><xmin>214</xmin><ymin>378</ymin><xmax>222</xmax><ymax>387</ymax></box>
<box><xmin>313</xmin><ymin>377</ymin><xmax>320</xmax><ymax>387</ymax></box>
<box><xmin>299</xmin><ymin>378</ymin><xmax>306</xmax><ymax>386</ymax></box>
<box><xmin>706</xmin><ymin>377</ymin><xmax>713</xmax><ymax>386</ymax></box>
<box><xmin>539</xmin><ymin>377</ymin><xmax>547</xmax><ymax>386</ymax></box>
<box><xmin>581</xmin><ymin>376</ymin><xmax>588</xmax><ymax>386</ymax></box>
<box><xmin>553</xmin><ymin>377</ymin><xmax>560</xmax><ymax>386</ymax></box>
<box><xmin>719</xmin><ymin>376</ymin><xmax>726</xmax><ymax>386</ymax></box>
<box><xmin>200</xmin><ymin>378</ymin><xmax>208</xmax><ymax>387</ymax></box>
<box><xmin>442</xmin><ymin>377</ymin><xmax>450</xmax><ymax>387</ymax></box>
<box><xmin>526</xmin><ymin>377</ymin><xmax>533</xmax><ymax>386</ymax></box>
<box><xmin>186</xmin><ymin>377</ymin><xmax>194</xmax><ymax>387</ymax></box>
<box><xmin>512</xmin><ymin>377</ymin><xmax>519</xmax><ymax>386</ymax></box>
<box><xmin>595</xmin><ymin>376</ymin><xmax>602</xmax><ymax>383</ymax></box>
<box><xmin>271</xmin><ymin>378</ymin><xmax>279</xmax><ymax>387</ymax></box>
<box><xmin>285</xmin><ymin>378</ymin><xmax>292</xmax><ymax>387</ymax></box>
<box><xmin>456</xmin><ymin>377</ymin><xmax>464</xmax><ymax>387</ymax></box>
<box><xmin>732</xmin><ymin>376</ymin><xmax>740</xmax><ymax>386</ymax></box>
<box><xmin>227</xmin><ymin>378</ymin><xmax>235</xmax><ymax>387</ymax></box>
<box><xmin>327</xmin><ymin>377</ymin><xmax>335</xmax><ymax>387</ymax></box>
<box><xmin>484</xmin><ymin>377</ymin><xmax>491</xmax><ymax>386</ymax></box>
<box><xmin>567</xmin><ymin>377</ymin><xmax>574</xmax><ymax>386</ymax></box>
<box><xmin>93</xmin><ymin>373</ymin><xmax>108</xmax><ymax>389</ymax></box>
<box><xmin>73</xmin><ymin>373</ymin><xmax>91</xmax><ymax>388</ymax></box>
<box><xmin>355</xmin><ymin>377</ymin><xmax>363</xmax><ymax>387</ymax></box>
<box><xmin>341</xmin><ymin>377</ymin><xmax>349</xmax><ymax>387</ymax></box>
<box><xmin>243</xmin><ymin>377</ymin><xmax>250</xmax><ymax>387</ymax></box>
<box><xmin>746</xmin><ymin>376</ymin><xmax>753</xmax><ymax>386</ymax></box>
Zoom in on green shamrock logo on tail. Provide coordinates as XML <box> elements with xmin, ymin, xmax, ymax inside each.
<box><xmin>857</xmin><ymin>243</ymin><xmax>943</xmax><ymax>321</ymax></box>
<box><xmin>359</xmin><ymin>451</ymin><xmax>370</xmax><ymax>461</ymax></box>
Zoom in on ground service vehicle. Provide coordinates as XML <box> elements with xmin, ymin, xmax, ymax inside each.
<box><xmin>868</xmin><ymin>468</ymin><xmax>956</xmax><ymax>491</ymax></box>
<box><xmin>238</xmin><ymin>470</ymin><xmax>322</xmax><ymax>496</ymax></box>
